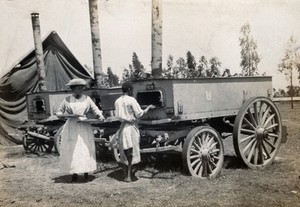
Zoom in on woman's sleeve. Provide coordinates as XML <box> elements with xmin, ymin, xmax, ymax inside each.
<box><xmin>87</xmin><ymin>96</ymin><xmax>103</xmax><ymax>117</ymax></box>
<box><xmin>56</xmin><ymin>99</ymin><xmax>67</xmax><ymax>115</ymax></box>
<box><xmin>132</xmin><ymin>98</ymin><xmax>144</xmax><ymax>119</ymax></box>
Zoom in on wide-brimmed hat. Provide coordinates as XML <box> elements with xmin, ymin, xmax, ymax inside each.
<box><xmin>66</xmin><ymin>78</ymin><xmax>87</xmax><ymax>86</ymax></box>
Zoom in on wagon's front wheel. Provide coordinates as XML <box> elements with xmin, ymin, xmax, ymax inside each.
<box><xmin>182</xmin><ymin>126</ymin><xmax>224</xmax><ymax>179</ymax></box>
<box><xmin>233</xmin><ymin>97</ymin><xmax>282</xmax><ymax>169</ymax></box>
<box><xmin>23</xmin><ymin>134</ymin><xmax>54</xmax><ymax>153</ymax></box>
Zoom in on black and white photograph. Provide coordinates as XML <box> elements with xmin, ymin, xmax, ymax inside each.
<box><xmin>0</xmin><ymin>0</ymin><xmax>299</xmax><ymax>206</ymax></box>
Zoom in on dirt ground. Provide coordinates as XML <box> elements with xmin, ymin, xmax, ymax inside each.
<box><xmin>0</xmin><ymin>102</ymin><xmax>300</xmax><ymax>207</ymax></box>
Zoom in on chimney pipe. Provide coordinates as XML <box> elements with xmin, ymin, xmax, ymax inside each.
<box><xmin>88</xmin><ymin>0</ymin><xmax>104</xmax><ymax>87</ymax></box>
<box><xmin>151</xmin><ymin>0</ymin><xmax>163</xmax><ymax>78</ymax></box>
<box><xmin>31</xmin><ymin>13</ymin><xmax>47</xmax><ymax>91</ymax></box>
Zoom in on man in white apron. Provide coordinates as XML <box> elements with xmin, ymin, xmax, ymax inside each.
<box><xmin>114</xmin><ymin>82</ymin><xmax>154</xmax><ymax>182</ymax></box>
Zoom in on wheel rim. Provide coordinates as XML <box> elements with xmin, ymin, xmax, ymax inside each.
<box><xmin>23</xmin><ymin>135</ymin><xmax>53</xmax><ymax>153</ymax></box>
<box><xmin>183</xmin><ymin>127</ymin><xmax>224</xmax><ymax>179</ymax></box>
<box><xmin>233</xmin><ymin>97</ymin><xmax>282</xmax><ymax>169</ymax></box>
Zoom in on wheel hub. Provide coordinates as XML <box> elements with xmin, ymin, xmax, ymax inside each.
<box><xmin>256</xmin><ymin>127</ymin><xmax>268</xmax><ymax>139</ymax></box>
<box><xmin>201</xmin><ymin>148</ymin><xmax>210</xmax><ymax>160</ymax></box>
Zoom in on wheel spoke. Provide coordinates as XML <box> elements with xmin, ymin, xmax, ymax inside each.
<box><xmin>257</xmin><ymin>141</ymin><xmax>264</xmax><ymax>163</ymax></box>
<box><xmin>243</xmin><ymin>117</ymin><xmax>256</xmax><ymax>130</ymax></box>
<box><xmin>191</xmin><ymin>158</ymin><xmax>201</xmax><ymax>167</ymax></box>
<box><xmin>243</xmin><ymin>138</ymin><xmax>256</xmax><ymax>154</ymax></box>
<box><xmin>190</xmin><ymin>154</ymin><xmax>200</xmax><ymax>159</ymax></box>
<box><xmin>258</xmin><ymin>101</ymin><xmax>264</xmax><ymax>126</ymax></box>
<box><xmin>261</xmin><ymin>106</ymin><xmax>271</xmax><ymax>125</ymax></box>
<box><xmin>210</xmin><ymin>149</ymin><xmax>220</xmax><ymax>154</ymax></box>
<box><xmin>262</xmin><ymin>141</ymin><xmax>271</xmax><ymax>159</ymax></box>
<box><xmin>247</xmin><ymin>108</ymin><xmax>258</xmax><ymax>127</ymax></box>
<box><xmin>194</xmin><ymin>161</ymin><xmax>202</xmax><ymax>173</ymax></box>
<box><xmin>212</xmin><ymin>155</ymin><xmax>220</xmax><ymax>160</ymax></box>
<box><xmin>247</xmin><ymin>140</ymin><xmax>257</xmax><ymax>162</ymax></box>
<box><xmin>191</xmin><ymin>148</ymin><xmax>200</xmax><ymax>154</ymax></box>
<box><xmin>192</xmin><ymin>140</ymin><xmax>201</xmax><ymax>150</ymax></box>
<box><xmin>199</xmin><ymin>164</ymin><xmax>203</xmax><ymax>177</ymax></box>
<box><xmin>207</xmin><ymin>161</ymin><xmax>213</xmax><ymax>174</ymax></box>
<box><xmin>29</xmin><ymin>144</ymin><xmax>35</xmax><ymax>150</ymax></box>
<box><xmin>196</xmin><ymin>136</ymin><xmax>202</xmax><ymax>147</ymax></box>
<box><xmin>265</xmin><ymin>123</ymin><xmax>279</xmax><ymax>131</ymax></box>
<box><xmin>208</xmin><ymin>142</ymin><xmax>218</xmax><ymax>151</ymax></box>
<box><xmin>268</xmin><ymin>133</ymin><xmax>279</xmax><ymax>138</ymax></box>
<box><xmin>240</xmin><ymin>128</ymin><xmax>256</xmax><ymax>134</ymax></box>
<box><xmin>240</xmin><ymin>134</ymin><xmax>255</xmax><ymax>143</ymax></box>
<box><xmin>41</xmin><ymin>145</ymin><xmax>47</xmax><ymax>152</ymax></box>
<box><xmin>263</xmin><ymin>114</ymin><xmax>276</xmax><ymax>128</ymax></box>
<box><xmin>253</xmin><ymin>102</ymin><xmax>259</xmax><ymax>125</ymax></box>
<box><xmin>206</xmin><ymin>136</ymin><xmax>214</xmax><ymax>148</ymax></box>
<box><xmin>209</xmin><ymin>159</ymin><xmax>217</xmax><ymax>168</ymax></box>
<box><xmin>203</xmin><ymin>133</ymin><xmax>209</xmax><ymax>146</ymax></box>
<box><xmin>263</xmin><ymin>138</ymin><xmax>276</xmax><ymax>150</ymax></box>
<box><xmin>254</xmin><ymin>145</ymin><xmax>258</xmax><ymax>165</ymax></box>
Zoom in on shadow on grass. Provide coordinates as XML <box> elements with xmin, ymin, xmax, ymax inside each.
<box><xmin>52</xmin><ymin>174</ymin><xmax>96</xmax><ymax>184</ymax></box>
<box><xmin>107</xmin><ymin>168</ymin><xmax>139</xmax><ymax>182</ymax></box>
<box><xmin>223</xmin><ymin>155</ymin><xmax>247</xmax><ymax>169</ymax></box>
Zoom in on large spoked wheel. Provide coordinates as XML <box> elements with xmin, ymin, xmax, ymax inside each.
<box><xmin>23</xmin><ymin>134</ymin><xmax>54</xmax><ymax>153</ymax></box>
<box><xmin>233</xmin><ymin>97</ymin><xmax>282</xmax><ymax>169</ymax></box>
<box><xmin>182</xmin><ymin>126</ymin><xmax>224</xmax><ymax>179</ymax></box>
<box><xmin>54</xmin><ymin>126</ymin><xmax>63</xmax><ymax>155</ymax></box>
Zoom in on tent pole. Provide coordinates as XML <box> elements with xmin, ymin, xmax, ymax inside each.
<box><xmin>151</xmin><ymin>0</ymin><xmax>163</xmax><ymax>78</ymax></box>
<box><xmin>88</xmin><ymin>0</ymin><xmax>104</xmax><ymax>88</ymax></box>
<box><xmin>31</xmin><ymin>13</ymin><xmax>47</xmax><ymax>91</ymax></box>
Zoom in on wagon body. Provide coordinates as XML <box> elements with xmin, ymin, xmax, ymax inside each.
<box><xmin>133</xmin><ymin>76</ymin><xmax>272</xmax><ymax>122</ymax></box>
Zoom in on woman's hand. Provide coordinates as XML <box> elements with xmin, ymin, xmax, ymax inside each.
<box><xmin>148</xmin><ymin>105</ymin><xmax>155</xmax><ymax>109</ymax></box>
<box><xmin>98</xmin><ymin>115</ymin><xmax>105</xmax><ymax>121</ymax></box>
<box><xmin>144</xmin><ymin>105</ymin><xmax>155</xmax><ymax>114</ymax></box>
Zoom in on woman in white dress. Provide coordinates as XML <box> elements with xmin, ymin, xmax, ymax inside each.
<box><xmin>56</xmin><ymin>78</ymin><xmax>104</xmax><ymax>182</ymax></box>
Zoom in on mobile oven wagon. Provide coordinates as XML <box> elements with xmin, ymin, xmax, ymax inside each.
<box><xmin>19</xmin><ymin>87</ymin><xmax>122</xmax><ymax>153</ymax></box>
<box><xmin>106</xmin><ymin>76</ymin><xmax>287</xmax><ymax>179</ymax></box>
<box><xmin>20</xmin><ymin>76</ymin><xmax>286</xmax><ymax>179</ymax></box>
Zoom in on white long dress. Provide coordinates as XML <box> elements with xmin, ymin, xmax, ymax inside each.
<box><xmin>114</xmin><ymin>95</ymin><xmax>145</xmax><ymax>165</ymax></box>
<box><xmin>57</xmin><ymin>95</ymin><xmax>103</xmax><ymax>174</ymax></box>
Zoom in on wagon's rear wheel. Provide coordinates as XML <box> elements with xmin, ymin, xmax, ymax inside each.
<box><xmin>23</xmin><ymin>134</ymin><xmax>54</xmax><ymax>153</ymax></box>
<box><xmin>54</xmin><ymin>126</ymin><xmax>63</xmax><ymax>155</ymax></box>
<box><xmin>233</xmin><ymin>97</ymin><xmax>282</xmax><ymax>169</ymax></box>
<box><xmin>182</xmin><ymin>126</ymin><xmax>224</xmax><ymax>179</ymax></box>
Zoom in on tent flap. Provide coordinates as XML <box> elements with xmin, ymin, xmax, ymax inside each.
<box><xmin>0</xmin><ymin>31</ymin><xmax>93</xmax><ymax>144</ymax></box>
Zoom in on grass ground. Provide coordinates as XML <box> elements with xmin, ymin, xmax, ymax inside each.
<box><xmin>0</xmin><ymin>102</ymin><xmax>299</xmax><ymax>207</ymax></box>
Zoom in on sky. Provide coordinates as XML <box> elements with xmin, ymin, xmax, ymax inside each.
<box><xmin>0</xmin><ymin>0</ymin><xmax>300</xmax><ymax>90</ymax></box>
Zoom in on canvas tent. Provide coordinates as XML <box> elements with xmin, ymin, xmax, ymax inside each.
<box><xmin>0</xmin><ymin>31</ymin><xmax>93</xmax><ymax>145</ymax></box>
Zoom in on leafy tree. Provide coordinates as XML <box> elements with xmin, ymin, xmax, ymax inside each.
<box><xmin>239</xmin><ymin>23</ymin><xmax>261</xmax><ymax>76</ymax></box>
<box><xmin>197</xmin><ymin>56</ymin><xmax>209</xmax><ymax>77</ymax></box>
<box><xmin>132</xmin><ymin>52</ymin><xmax>145</xmax><ymax>79</ymax></box>
<box><xmin>207</xmin><ymin>57</ymin><xmax>221</xmax><ymax>77</ymax></box>
<box><xmin>121</xmin><ymin>68</ymin><xmax>131</xmax><ymax>83</ymax></box>
<box><xmin>106</xmin><ymin>67</ymin><xmax>119</xmax><ymax>87</ymax></box>
<box><xmin>175</xmin><ymin>57</ymin><xmax>187</xmax><ymax>78</ymax></box>
<box><xmin>162</xmin><ymin>55</ymin><xmax>174</xmax><ymax>78</ymax></box>
<box><xmin>186</xmin><ymin>51</ymin><xmax>197</xmax><ymax>78</ymax></box>
<box><xmin>278</xmin><ymin>36</ymin><xmax>300</xmax><ymax>108</ymax></box>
